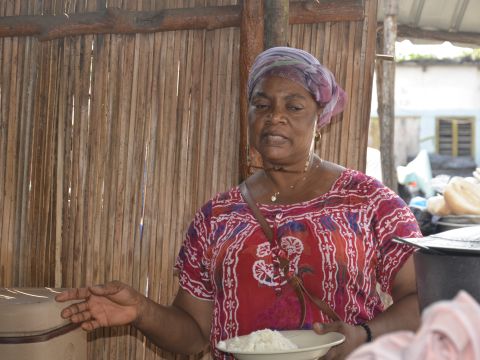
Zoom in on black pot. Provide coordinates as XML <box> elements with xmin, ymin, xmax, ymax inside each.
<box><xmin>413</xmin><ymin>249</ymin><xmax>480</xmax><ymax>310</ymax></box>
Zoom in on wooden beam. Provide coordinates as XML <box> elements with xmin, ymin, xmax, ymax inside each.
<box><xmin>397</xmin><ymin>24</ymin><xmax>480</xmax><ymax>46</ymax></box>
<box><xmin>0</xmin><ymin>1</ymin><xmax>364</xmax><ymax>41</ymax></box>
<box><xmin>265</xmin><ymin>0</ymin><xmax>289</xmax><ymax>49</ymax></box>
<box><xmin>289</xmin><ymin>0</ymin><xmax>364</xmax><ymax>24</ymax></box>
<box><xmin>239</xmin><ymin>0</ymin><xmax>264</xmax><ymax>181</ymax></box>
<box><xmin>0</xmin><ymin>6</ymin><xmax>241</xmax><ymax>41</ymax></box>
<box><xmin>378</xmin><ymin>0</ymin><xmax>398</xmax><ymax>192</ymax></box>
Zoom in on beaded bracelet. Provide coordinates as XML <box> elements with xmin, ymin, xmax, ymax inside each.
<box><xmin>358</xmin><ymin>323</ymin><xmax>373</xmax><ymax>343</ymax></box>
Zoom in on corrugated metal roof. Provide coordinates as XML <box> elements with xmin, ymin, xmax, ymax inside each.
<box><xmin>377</xmin><ymin>0</ymin><xmax>480</xmax><ymax>45</ymax></box>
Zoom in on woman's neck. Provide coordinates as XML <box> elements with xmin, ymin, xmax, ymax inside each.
<box><xmin>262</xmin><ymin>155</ymin><xmax>321</xmax><ymax>203</ymax></box>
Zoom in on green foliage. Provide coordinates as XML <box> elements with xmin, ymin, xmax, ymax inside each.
<box><xmin>396</xmin><ymin>53</ymin><xmax>439</xmax><ymax>62</ymax></box>
<box><xmin>396</xmin><ymin>48</ymin><xmax>480</xmax><ymax>62</ymax></box>
<box><xmin>471</xmin><ymin>49</ymin><xmax>480</xmax><ymax>60</ymax></box>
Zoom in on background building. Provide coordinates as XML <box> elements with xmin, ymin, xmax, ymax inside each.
<box><xmin>370</xmin><ymin>56</ymin><xmax>480</xmax><ymax>170</ymax></box>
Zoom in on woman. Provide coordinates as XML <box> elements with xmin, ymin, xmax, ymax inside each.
<box><xmin>57</xmin><ymin>47</ymin><xmax>421</xmax><ymax>360</ymax></box>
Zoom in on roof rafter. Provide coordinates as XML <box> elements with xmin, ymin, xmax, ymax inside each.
<box><xmin>451</xmin><ymin>0</ymin><xmax>470</xmax><ymax>31</ymax></box>
<box><xmin>397</xmin><ymin>24</ymin><xmax>480</xmax><ymax>47</ymax></box>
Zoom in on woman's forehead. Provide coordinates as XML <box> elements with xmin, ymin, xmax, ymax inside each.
<box><xmin>252</xmin><ymin>76</ymin><xmax>313</xmax><ymax>98</ymax></box>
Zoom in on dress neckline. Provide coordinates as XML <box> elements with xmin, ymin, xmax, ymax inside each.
<box><xmin>242</xmin><ymin>168</ymin><xmax>352</xmax><ymax>211</ymax></box>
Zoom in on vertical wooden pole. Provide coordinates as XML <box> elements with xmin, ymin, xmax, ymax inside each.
<box><xmin>239</xmin><ymin>0</ymin><xmax>264</xmax><ymax>180</ymax></box>
<box><xmin>377</xmin><ymin>0</ymin><xmax>398</xmax><ymax>192</ymax></box>
<box><xmin>264</xmin><ymin>0</ymin><xmax>289</xmax><ymax>48</ymax></box>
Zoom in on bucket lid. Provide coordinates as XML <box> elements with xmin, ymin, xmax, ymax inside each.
<box><xmin>397</xmin><ymin>225</ymin><xmax>480</xmax><ymax>253</ymax></box>
<box><xmin>0</xmin><ymin>288</ymin><xmax>76</xmax><ymax>336</ymax></box>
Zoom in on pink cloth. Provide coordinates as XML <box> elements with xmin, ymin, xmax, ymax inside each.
<box><xmin>347</xmin><ymin>291</ymin><xmax>480</xmax><ymax>360</ymax></box>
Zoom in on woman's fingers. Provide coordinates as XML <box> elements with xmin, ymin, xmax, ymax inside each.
<box><xmin>57</xmin><ymin>281</ymin><xmax>136</xmax><ymax>330</ymax></box>
<box><xmin>60</xmin><ymin>300</ymin><xmax>90</xmax><ymax>319</ymax></box>
<box><xmin>81</xmin><ymin>319</ymin><xmax>101</xmax><ymax>331</ymax></box>
<box><xmin>313</xmin><ymin>321</ymin><xmax>342</xmax><ymax>334</ymax></box>
<box><xmin>56</xmin><ymin>281</ymin><xmax>123</xmax><ymax>303</ymax></box>
<box><xmin>55</xmin><ymin>287</ymin><xmax>91</xmax><ymax>302</ymax></box>
<box><xmin>70</xmin><ymin>309</ymin><xmax>94</xmax><ymax>323</ymax></box>
<box><xmin>314</xmin><ymin>322</ymin><xmax>367</xmax><ymax>360</ymax></box>
<box><xmin>313</xmin><ymin>322</ymin><xmax>348</xmax><ymax>360</ymax></box>
<box><xmin>61</xmin><ymin>301</ymin><xmax>103</xmax><ymax>331</ymax></box>
<box><xmin>88</xmin><ymin>281</ymin><xmax>123</xmax><ymax>296</ymax></box>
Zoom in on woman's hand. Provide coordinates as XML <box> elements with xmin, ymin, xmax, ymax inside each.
<box><xmin>55</xmin><ymin>281</ymin><xmax>146</xmax><ymax>331</ymax></box>
<box><xmin>313</xmin><ymin>321</ymin><xmax>367</xmax><ymax>360</ymax></box>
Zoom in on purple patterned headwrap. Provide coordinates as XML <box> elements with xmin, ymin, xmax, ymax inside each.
<box><xmin>247</xmin><ymin>47</ymin><xmax>347</xmax><ymax>129</ymax></box>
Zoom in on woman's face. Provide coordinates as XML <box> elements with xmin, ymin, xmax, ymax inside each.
<box><xmin>248</xmin><ymin>76</ymin><xmax>321</xmax><ymax>167</ymax></box>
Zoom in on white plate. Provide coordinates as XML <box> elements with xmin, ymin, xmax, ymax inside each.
<box><xmin>216</xmin><ymin>330</ymin><xmax>345</xmax><ymax>360</ymax></box>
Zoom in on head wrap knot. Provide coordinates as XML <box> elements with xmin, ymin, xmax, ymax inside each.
<box><xmin>247</xmin><ymin>47</ymin><xmax>347</xmax><ymax>129</ymax></box>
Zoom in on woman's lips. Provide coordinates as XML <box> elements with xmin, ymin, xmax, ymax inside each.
<box><xmin>261</xmin><ymin>133</ymin><xmax>289</xmax><ymax>145</ymax></box>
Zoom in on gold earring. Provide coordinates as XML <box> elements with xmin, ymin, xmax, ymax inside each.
<box><xmin>315</xmin><ymin>131</ymin><xmax>321</xmax><ymax>141</ymax></box>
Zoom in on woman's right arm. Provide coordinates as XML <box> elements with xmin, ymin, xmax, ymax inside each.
<box><xmin>56</xmin><ymin>281</ymin><xmax>213</xmax><ymax>355</ymax></box>
<box><xmin>134</xmin><ymin>287</ymin><xmax>213</xmax><ymax>354</ymax></box>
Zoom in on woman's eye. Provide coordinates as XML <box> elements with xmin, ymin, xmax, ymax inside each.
<box><xmin>254</xmin><ymin>104</ymin><xmax>269</xmax><ymax>110</ymax></box>
<box><xmin>288</xmin><ymin>105</ymin><xmax>303</xmax><ymax>111</ymax></box>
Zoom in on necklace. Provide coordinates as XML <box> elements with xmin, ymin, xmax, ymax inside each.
<box><xmin>267</xmin><ymin>157</ymin><xmax>321</xmax><ymax>202</ymax></box>
<box><xmin>269</xmin><ymin>172</ymin><xmax>307</xmax><ymax>202</ymax></box>
<box><xmin>271</xmin><ymin>191</ymin><xmax>280</xmax><ymax>202</ymax></box>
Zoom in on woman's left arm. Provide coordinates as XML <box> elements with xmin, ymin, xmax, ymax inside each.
<box><xmin>365</xmin><ymin>256</ymin><xmax>420</xmax><ymax>334</ymax></box>
<box><xmin>315</xmin><ymin>256</ymin><xmax>420</xmax><ymax>360</ymax></box>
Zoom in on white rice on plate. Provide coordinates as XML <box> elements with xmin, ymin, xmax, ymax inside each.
<box><xmin>218</xmin><ymin>329</ymin><xmax>298</xmax><ymax>352</ymax></box>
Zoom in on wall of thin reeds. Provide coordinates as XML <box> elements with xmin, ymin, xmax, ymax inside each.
<box><xmin>0</xmin><ymin>0</ymin><xmax>376</xmax><ymax>359</ymax></box>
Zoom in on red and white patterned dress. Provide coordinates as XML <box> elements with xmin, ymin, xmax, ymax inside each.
<box><xmin>175</xmin><ymin>169</ymin><xmax>421</xmax><ymax>359</ymax></box>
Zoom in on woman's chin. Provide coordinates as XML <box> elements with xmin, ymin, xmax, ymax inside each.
<box><xmin>258</xmin><ymin>146</ymin><xmax>290</xmax><ymax>160</ymax></box>
<box><xmin>260</xmin><ymin>153</ymin><xmax>289</xmax><ymax>166</ymax></box>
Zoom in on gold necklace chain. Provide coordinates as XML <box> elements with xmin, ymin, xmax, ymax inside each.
<box><xmin>267</xmin><ymin>157</ymin><xmax>321</xmax><ymax>202</ymax></box>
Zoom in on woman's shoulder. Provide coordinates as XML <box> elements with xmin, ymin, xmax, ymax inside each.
<box><xmin>196</xmin><ymin>185</ymin><xmax>244</xmax><ymax>217</ymax></box>
<box><xmin>334</xmin><ymin>167</ymin><xmax>387</xmax><ymax>193</ymax></box>
<box><xmin>210</xmin><ymin>185</ymin><xmax>242</xmax><ymax>204</ymax></box>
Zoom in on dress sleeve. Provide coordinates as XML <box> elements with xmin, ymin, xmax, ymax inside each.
<box><xmin>174</xmin><ymin>201</ymin><xmax>214</xmax><ymax>300</ymax></box>
<box><xmin>369</xmin><ymin>180</ymin><xmax>422</xmax><ymax>294</ymax></box>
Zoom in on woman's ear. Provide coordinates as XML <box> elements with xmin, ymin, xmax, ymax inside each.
<box><xmin>316</xmin><ymin>104</ymin><xmax>324</xmax><ymax>117</ymax></box>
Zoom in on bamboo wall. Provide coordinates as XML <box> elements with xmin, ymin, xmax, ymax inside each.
<box><xmin>0</xmin><ymin>0</ymin><xmax>377</xmax><ymax>359</ymax></box>
<box><xmin>286</xmin><ymin>2</ymin><xmax>376</xmax><ymax>171</ymax></box>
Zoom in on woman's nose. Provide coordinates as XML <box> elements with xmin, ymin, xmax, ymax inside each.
<box><xmin>268</xmin><ymin>106</ymin><xmax>286</xmax><ymax>124</ymax></box>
